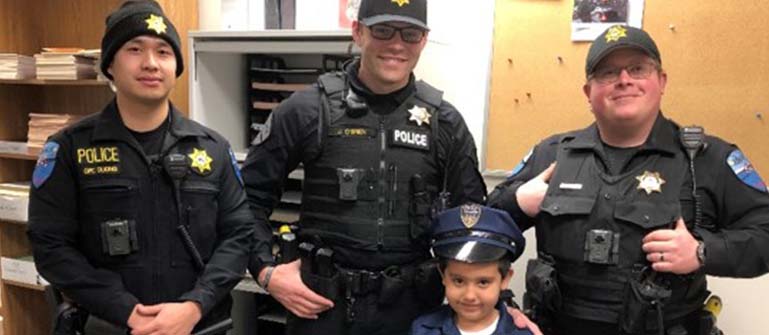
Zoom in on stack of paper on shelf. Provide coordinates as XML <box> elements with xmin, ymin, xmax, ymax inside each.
<box><xmin>27</xmin><ymin>113</ymin><xmax>83</xmax><ymax>148</ymax></box>
<box><xmin>0</xmin><ymin>53</ymin><xmax>35</xmax><ymax>79</ymax></box>
<box><xmin>34</xmin><ymin>47</ymin><xmax>97</xmax><ymax>80</ymax></box>
<box><xmin>0</xmin><ymin>182</ymin><xmax>29</xmax><ymax>222</ymax></box>
<box><xmin>1</xmin><ymin>255</ymin><xmax>49</xmax><ymax>287</ymax></box>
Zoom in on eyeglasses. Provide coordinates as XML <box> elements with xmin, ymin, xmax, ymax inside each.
<box><xmin>589</xmin><ymin>62</ymin><xmax>659</xmax><ymax>84</ymax></box>
<box><xmin>367</xmin><ymin>24</ymin><xmax>426</xmax><ymax>44</ymax></box>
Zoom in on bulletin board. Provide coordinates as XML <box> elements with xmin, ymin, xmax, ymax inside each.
<box><xmin>486</xmin><ymin>0</ymin><xmax>769</xmax><ymax>176</ymax></box>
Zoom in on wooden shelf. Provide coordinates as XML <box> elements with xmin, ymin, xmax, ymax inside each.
<box><xmin>251</xmin><ymin>82</ymin><xmax>310</xmax><ymax>92</ymax></box>
<box><xmin>252</xmin><ymin>101</ymin><xmax>280</xmax><ymax>110</ymax></box>
<box><xmin>2</xmin><ymin>279</ymin><xmax>46</xmax><ymax>292</ymax></box>
<box><xmin>0</xmin><ymin>79</ymin><xmax>108</xmax><ymax>86</ymax></box>
<box><xmin>0</xmin><ymin>220</ymin><xmax>26</xmax><ymax>227</ymax></box>
<box><xmin>0</xmin><ymin>142</ymin><xmax>39</xmax><ymax>161</ymax></box>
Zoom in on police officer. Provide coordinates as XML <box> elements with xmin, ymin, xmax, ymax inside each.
<box><xmin>410</xmin><ymin>204</ymin><xmax>532</xmax><ymax>335</ymax></box>
<box><xmin>241</xmin><ymin>0</ymin><xmax>491</xmax><ymax>334</ymax></box>
<box><xmin>27</xmin><ymin>1</ymin><xmax>261</xmax><ymax>334</ymax></box>
<box><xmin>489</xmin><ymin>25</ymin><xmax>769</xmax><ymax>335</ymax></box>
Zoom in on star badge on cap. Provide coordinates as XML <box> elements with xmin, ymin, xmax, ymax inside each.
<box><xmin>604</xmin><ymin>25</ymin><xmax>627</xmax><ymax>43</ymax></box>
<box><xmin>460</xmin><ymin>203</ymin><xmax>482</xmax><ymax>228</ymax></box>
<box><xmin>636</xmin><ymin>170</ymin><xmax>665</xmax><ymax>195</ymax></box>
<box><xmin>188</xmin><ymin>148</ymin><xmax>213</xmax><ymax>175</ymax></box>
<box><xmin>391</xmin><ymin>0</ymin><xmax>410</xmax><ymax>7</ymax></box>
<box><xmin>145</xmin><ymin>14</ymin><xmax>167</xmax><ymax>35</ymax></box>
<box><xmin>408</xmin><ymin>105</ymin><xmax>430</xmax><ymax>127</ymax></box>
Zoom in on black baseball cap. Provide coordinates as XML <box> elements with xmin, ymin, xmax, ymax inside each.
<box><xmin>358</xmin><ymin>0</ymin><xmax>429</xmax><ymax>30</ymax></box>
<box><xmin>585</xmin><ymin>25</ymin><xmax>661</xmax><ymax>77</ymax></box>
<box><xmin>431</xmin><ymin>204</ymin><xmax>525</xmax><ymax>263</ymax></box>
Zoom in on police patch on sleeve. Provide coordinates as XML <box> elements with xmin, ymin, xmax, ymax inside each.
<box><xmin>33</xmin><ymin>141</ymin><xmax>60</xmax><ymax>189</ymax></box>
<box><xmin>390</xmin><ymin>128</ymin><xmax>430</xmax><ymax>151</ymax></box>
<box><xmin>727</xmin><ymin>149</ymin><xmax>767</xmax><ymax>193</ymax></box>
<box><xmin>229</xmin><ymin>148</ymin><xmax>244</xmax><ymax>187</ymax></box>
<box><xmin>508</xmin><ymin>148</ymin><xmax>533</xmax><ymax>179</ymax></box>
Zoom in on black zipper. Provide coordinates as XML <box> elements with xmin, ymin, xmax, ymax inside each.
<box><xmin>377</xmin><ymin>117</ymin><xmax>387</xmax><ymax>248</ymax></box>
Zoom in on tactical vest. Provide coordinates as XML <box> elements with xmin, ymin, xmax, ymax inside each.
<box><xmin>300</xmin><ymin>72</ymin><xmax>444</xmax><ymax>252</ymax></box>
<box><xmin>538</xmin><ymin>133</ymin><xmax>707</xmax><ymax>323</ymax></box>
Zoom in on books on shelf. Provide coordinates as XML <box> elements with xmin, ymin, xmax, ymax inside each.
<box><xmin>0</xmin><ymin>53</ymin><xmax>36</xmax><ymax>80</ymax></box>
<box><xmin>76</xmin><ymin>48</ymin><xmax>105</xmax><ymax>81</ymax></box>
<box><xmin>27</xmin><ymin>113</ymin><xmax>84</xmax><ymax>148</ymax></box>
<box><xmin>34</xmin><ymin>47</ymin><xmax>98</xmax><ymax>80</ymax></box>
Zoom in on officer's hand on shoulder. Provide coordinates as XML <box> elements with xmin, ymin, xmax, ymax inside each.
<box><xmin>506</xmin><ymin>306</ymin><xmax>543</xmax><ymax>335</ymax></box>
<box><xmin>516</xmin><ymin>163</ymin><xmax>556</xmax><ymax>218</ymax></box>
<box><xmin>642</xmin><ymin>218</ymin><xmax>702</xmax><ymax>274</ymax></box>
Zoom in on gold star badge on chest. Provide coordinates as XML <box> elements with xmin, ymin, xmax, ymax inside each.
<box><xmin>188</xmin><ymin>148</ymin><xmax>213</xmax><ymax>175</ymax></box>
<box><xmin>408</xmin><ymin>105</ymin><xmax>431</xmax><ymax>127</ymax></box>
<box><xmin>145</xmin><ymin>14</ymin><xmax>167</xmax><ymax>35</ymax></box>
<box><xmin>635</xmin><ymin>170</ymin><xmax>665</xmax><ymax>195</ymax></box>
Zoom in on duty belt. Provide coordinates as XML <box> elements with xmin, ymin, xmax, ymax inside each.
<box><xmin>341</xmin><ymin>268</ymin><xmax>383</xmax><ymax>296</ymax></box>
<box><xmin>338</xmin><ymin>264</ymin><xmax>418</xmax><ymax>296</ymax></box>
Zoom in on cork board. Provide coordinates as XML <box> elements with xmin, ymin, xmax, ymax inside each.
<box><xmin>486</xmin><ymin>0</ymin><xmax>769</xmax><ymax>177</ymax></box>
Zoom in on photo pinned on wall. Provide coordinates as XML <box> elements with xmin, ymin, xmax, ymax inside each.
<box><xmin>571</xmin><ymin>0</ymin><xmax>645</xmax><ymax>41</ymax></box>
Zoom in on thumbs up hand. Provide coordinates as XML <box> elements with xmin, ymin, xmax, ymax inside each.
<box><xmin>642</xmin><ymin>218</ymin><xmax>702</xmax><ymax>274</ymax></box>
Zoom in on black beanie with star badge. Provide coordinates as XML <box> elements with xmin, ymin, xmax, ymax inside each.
<box><xmin>100</xmin><ymin>0</ymin><xmax>183</xmax><ymax>80</ymax></box>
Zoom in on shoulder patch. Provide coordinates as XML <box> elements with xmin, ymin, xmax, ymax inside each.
<box><xmin>251</xmin><ymin>114</ymin><xmax>273</xmax><ymax>146</ymax></box>
<box><xmin>508</xmin><ymin>148</ymin><xmax>533</xmax><ymax>179</ymax></box>
<box><xmin>229</xmin><ymin>148</ymin><xmax>244</xmax><ymax>187</ymax></box>
<box><xmin>727</xmin><ymin>149</ymin><xmax>767</xmax><ymax>193</ymax></box>
<box><xmin>33</xmin><ymin>141</ymin><xmax>60</xmax><ymax>188</ymax></box>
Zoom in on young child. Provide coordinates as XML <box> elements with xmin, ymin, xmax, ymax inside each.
<box><xmin>411</xmin><ymin>204</ymin><xmax>533</xmax><ymax>335</ymax></box>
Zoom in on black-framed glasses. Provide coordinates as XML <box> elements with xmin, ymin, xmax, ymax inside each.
<box><xmin>368</xmin><ymin>24</ymin><xmax>426</xmax><ymax>44</ymax></box>
<box><xmin>589</xmin><ymin>62</ymin><xmax>659</xmax><ymax>84</ymax></box>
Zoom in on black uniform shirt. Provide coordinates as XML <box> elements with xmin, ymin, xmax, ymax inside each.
<box><xmin>27</xmin><ymin>100</ymin><xmax>259</xmax><ymax>328</ymax></box>
<box><xmin>489</xmin><ymin>114</ymin><xmax>769</xmax><ymax>278</ymax></box>
<box><xmin>243</xmin><ymin>62</ymin><xmax>486</xmax><ymax>270</ymax></box>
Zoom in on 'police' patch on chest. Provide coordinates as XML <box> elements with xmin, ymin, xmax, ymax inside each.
<box><xmin>390</xmin><ymin>129</ymin><xmax>430</xmax><ymax>151</ymax></box>
<box><xmin>329</xmin><ymin>127</ymin><xmax>376</xmax><ymax>138</ymax></box>
<box><xmin>77</xmin><ymin>146</ymin><xmax>121</xmax><ymax>176</ymax></box>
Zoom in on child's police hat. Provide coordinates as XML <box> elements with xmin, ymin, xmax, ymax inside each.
<box><xmin>431</xmin><ymin>204</ymin><xmax>525</xmax><ymax>263</ymax></box>
<box><xmin>585</xmin><ymin>25</ymin><xmax>661</xmax><ymax>77</ymax></box>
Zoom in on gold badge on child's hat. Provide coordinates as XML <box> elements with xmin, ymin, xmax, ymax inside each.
<box><xmin>460</xmin><ymin>203</ymin><xmax>482</xmax><ymax>228</ymax></box>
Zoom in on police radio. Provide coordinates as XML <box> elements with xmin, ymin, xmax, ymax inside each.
<box><xmin>163</xmin><ymin>153</ymin><xmax>205</xmax><ymax>271</ymax></box>
<box><xmin>679</xmin><ymin>125</ymin><xmax>707</xmax><ymax>228</ymax></box>
<box><xmin>680</xmin><ymin>126</ymin><xmax>707</xmax><ymax>160</ymax></box>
